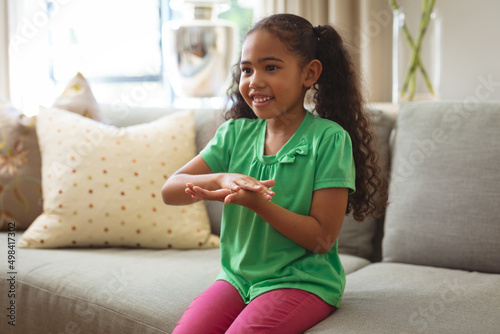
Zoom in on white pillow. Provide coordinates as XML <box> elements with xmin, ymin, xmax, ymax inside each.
<box><xmin>19</xmin><ymin>107</ymin><xmax>219</xmax><ymax>249</ymax></box>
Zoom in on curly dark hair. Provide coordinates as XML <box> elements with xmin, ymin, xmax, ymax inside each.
<box><xmin>225</xmin><ymin>14</ymin><xmax>387</xmax><ymax>221</ymax></box>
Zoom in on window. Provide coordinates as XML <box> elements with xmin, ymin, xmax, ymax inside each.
<box><xmin>8</xmin><ymin>0</ymin><xmax>254</xmax><ymax>116</ymax></box>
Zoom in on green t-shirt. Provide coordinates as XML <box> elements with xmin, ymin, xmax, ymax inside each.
<box><xmin>200</xmin><ymin>111</ymin><xmax>355</xmax><ymax>307</ymax></box>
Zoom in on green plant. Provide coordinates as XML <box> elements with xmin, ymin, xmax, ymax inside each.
<box><xmin>389</xmin><ymin>0</ymin><xmax>437</xmax><ymax>101</ymax></box>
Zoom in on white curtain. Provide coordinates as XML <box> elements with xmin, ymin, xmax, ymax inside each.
<box><xmin>0</xmin><ymin>0</ymin><xmax>10</xmax><ymax>99</ymax></box>
<box><xmin>2</xmin><ymin>0</ymin><xmax>58</xmax><ymax>115</ymax></box>
<box><xmin>254</xmin><ymin>0</ymin><xmax>393</xmax><ymax>102</ymax></box>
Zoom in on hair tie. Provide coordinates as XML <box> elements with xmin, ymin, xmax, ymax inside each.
<box><xmin>313</xmin><ymin>26</ymin><xmax>321</xmax><ymax>40</ymax></box>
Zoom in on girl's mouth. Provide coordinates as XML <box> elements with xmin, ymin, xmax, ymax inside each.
<box><xmin>252</xmin><ymin>96</ymin><xmax>274</xmax><ymax>106</ymax></box>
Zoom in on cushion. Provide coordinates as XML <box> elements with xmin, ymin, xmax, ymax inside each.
<box><xmin>18</xmin><ymin>107</ymin><xmax>219</xmax><ymax>249</ymax></box>
<box><xmin>52</xmin><ymin>72</ymin><xmax>103</xmax><ymax>122</ymax></box>
<box><xmin>1</xmin><ymin>240</ymin><xmax>221</xmax><ymax>333</ymax></box>
<box><xmin>0</xmin><ymin>99</ymin><xmax>42</xmax><ymax>230</ymax></box>
<box><xmin>338</xmin><ymin>254</ymin><xmax>371</xmax><ymax>274</ymax></box>
<box><xmin>308</xmin><ymin>262</ymin><xmax>500</xmax><ymax>333</ymax></box>
<box><xmin>383</xmin><ymin>101</ymin><xmax>500</xmax><ymax>273</ymax></box>
<box><xmin>337</xmin><ymin>107</ymin><xmax>395</xmax><ymax>260</ymax></box>
<box><xmin>101</xmin><ymin>106</ymin><xmax>226</xmax><ymax>235</ymax></box>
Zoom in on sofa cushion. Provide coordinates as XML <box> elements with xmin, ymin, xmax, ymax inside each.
<box><xmin>337</xmin><ymin>107</ymin><xmax>395</xmax><ymax>260</ymax></box>
<box><xmin>307</xmin><ymin>262</ymin><xmax>500</xmax><ymax>333</ymax></box>
<box><xmin>338</xmin><ymin>254</ymin><xmax>371</xmax><ymax>274</ymax></box>
<box><xmin>0</xmin><ymin>233</ymin><xmax>369</xmax><ymax>334</ymax></box>
<box><xmin>18</xmin><ymin>107</ymin><xmax>219</xmax><ymax>249</ymax></box>
<box><xmin>0</xmin><ymin>242</ymin><xmax>221</xmax><ymax>333</ymax></box>
<box><xmin>383</xmin><ymin>101</ymin><xmax>500</xmax><ymax>273</ymax></box>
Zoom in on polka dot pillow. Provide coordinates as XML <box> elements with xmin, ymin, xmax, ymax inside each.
<box><xmin>19</xmin><ymin>107</ymin><xmax>219</xmax><ymax>249</ymax></box>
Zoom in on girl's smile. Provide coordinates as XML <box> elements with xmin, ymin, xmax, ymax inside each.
<box><xmin>251</xmin><ymin>94</ymin><xmax>274</xmax><ymax>107</ymax></box>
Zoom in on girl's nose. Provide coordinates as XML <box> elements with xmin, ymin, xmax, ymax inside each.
<box><xmin>249</xmin><ymin>77</ymin><xmax>264</xmax><ymax>89</ymax></box>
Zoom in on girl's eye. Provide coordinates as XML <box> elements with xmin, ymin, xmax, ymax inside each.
<box><xmin>266</xmin><ymin>65</ymin><xmax>278</xmax><ymax>71</ymax></box>
<box><xmin>241</xmin><ymin>67</ymin><xmax>252</xmax><ymax>74</ymax></box>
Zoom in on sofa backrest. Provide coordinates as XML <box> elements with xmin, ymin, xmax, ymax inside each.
<box><xmin>337</xmin><ymin>108</ymin><xmax>395</xmax><ymax>261</ymax></box>
<box><xmin>193</xmin><ymin>108</ymin><xmax>226</xmax><ymax>235</ymax></box>
<box><xmin>383</xmin><ymin>101</ymin><xmax>500</xmax><ymax>273</ymax></box>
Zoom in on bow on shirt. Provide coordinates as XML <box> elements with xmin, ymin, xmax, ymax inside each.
<box><xmin>278</xmin><ymin>140</ymin><xmax>309</xmax><ymax>164</ymax></box>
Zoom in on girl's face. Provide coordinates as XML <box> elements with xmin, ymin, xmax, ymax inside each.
<box><xmin>239</xmin><ymin>30</ymin><xmax>315</xmax><ymax>121</ymax></box>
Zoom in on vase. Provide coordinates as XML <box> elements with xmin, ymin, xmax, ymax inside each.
<box><xmin>162</xmin><ymin>0</ymin><xmax>238</xmax><ymax>99</ymax></box>
<box><xmin>392</xmin><ymin>4</ymin><xmax>441</xmax><ymax>104</ymax></box>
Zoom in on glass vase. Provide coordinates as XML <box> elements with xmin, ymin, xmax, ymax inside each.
<box><xmin>162</xmin><ymin>0</ymin><xmax>238</xmax><ymax>100</ymax></box>
<box><xmin>392</xmin><ymin>5</ymin><xmax>441</xmax><ymax>104</ymax></box>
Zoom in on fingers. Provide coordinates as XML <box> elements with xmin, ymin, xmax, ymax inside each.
<box><xmin>223</xmin><ymin>187</ymin><xmax>271</xmax><ymax>205</ymax></box>
<box><xmin>260</xmin><ymin>179</ymin><xmax>276</xmax><ymax>188</ymax></box>
<box><xmin>223</xmin><ymin>190</ymin><xmax>248</xmax><ymax>205</ymax></box>
<box><xmin>258</xmin><ymin>179</ymin><xmax>276</xmax><ymax>199</ymax></box>
<box><xmin>224</xmin><ymin>193</ymin><xmax>235</xmax><ymax>205</ymax></box>
<box><xmin>233</xmin><ymin>178</ymin><xmax>275</xmax><ymax>197</ymax></box>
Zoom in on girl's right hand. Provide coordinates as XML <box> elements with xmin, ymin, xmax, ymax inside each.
<box><xmin>220</xmin><ymin>174</ymin><xmax>275</xmax><ymax>200</ymax></box>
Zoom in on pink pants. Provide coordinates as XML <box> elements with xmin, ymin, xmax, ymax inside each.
<box><xmin>172</xmin><ymin>280</ymin><xmax>335</xmax><ymax>334</ymax></box>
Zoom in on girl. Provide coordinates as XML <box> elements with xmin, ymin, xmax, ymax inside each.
<box><xmin>162</xmin><ymin>13</ymin><xmax>386</xmax><ymax>334</ymax></box>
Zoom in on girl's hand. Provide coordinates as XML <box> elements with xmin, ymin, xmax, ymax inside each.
<box><xmin>222</xmin><ymin>187</ymin><xmax>264</xmax><ymax>207</ymax></box>
<box><xmin>186</xmin><ymin>185</ymin><xmax>267</xmax><ymax>208</ymax></box>
<box><xmin>185</xmin><ymin>175</ymin><xmax>275</xmax><ymax>203</ymax></box>
<box><xmin>220</xmin><ymin>174</ymin><xmax>275</xmax><ymax>200</ymax></box>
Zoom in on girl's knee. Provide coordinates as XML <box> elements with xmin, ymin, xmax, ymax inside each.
<box><xmin>172</xmin><ymin>281</ymin><xmax>245</xmax><ymax>334</ymax></box>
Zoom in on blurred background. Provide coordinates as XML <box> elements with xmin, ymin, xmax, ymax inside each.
<box><xmin>1</xmin><ymin>0</ymin><xmax>499</xmax><ymax>116</ymax></box>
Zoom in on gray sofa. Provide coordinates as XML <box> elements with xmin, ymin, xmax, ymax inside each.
<box><xmin>1</xmin><ymin>101</ymin><xmax>500</xmax><ymax>334</ymax></box>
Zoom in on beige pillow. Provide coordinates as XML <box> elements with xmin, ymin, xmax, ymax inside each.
<box><xmin>52</xmin><ymin>72</ymin><xmax>103</xmax><ymax>121</ymax></box>
<box><xmin>19</xmin><ymin>107</ymin><xmax>219</xmax><ymax>249</ymax></box>
<box><xmin>0</xmin><ymin>100</ymin><xmax>42</xmax><ymax>230</ymax></box>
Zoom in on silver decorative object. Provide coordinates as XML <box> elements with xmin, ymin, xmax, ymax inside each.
<box><xmin>163</xmin><ymin>0</ymin><xmax>238</xmax><ymax>98</ymax></box>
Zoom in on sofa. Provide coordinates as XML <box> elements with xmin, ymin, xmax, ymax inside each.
<box><xmin>1</xmin><ymin>100</ymin><xmax>500</xmax><ymax>334</ymax></box>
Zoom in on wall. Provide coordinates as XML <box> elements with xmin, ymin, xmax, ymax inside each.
<box><xmin>439</xmin><ymin>0</ymin><xmax>500</xmax><ymax>100</ymax></box>
<box><xmin>403</xmin><ymin>0</ymin><xmax>500</xmax><ymax>101</ymax></box>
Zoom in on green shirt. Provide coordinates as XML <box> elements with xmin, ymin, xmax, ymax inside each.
<box><xmin>200</xmin><ymin>111</ymin><xmax>355</xmax><ymax>307</ymax></box>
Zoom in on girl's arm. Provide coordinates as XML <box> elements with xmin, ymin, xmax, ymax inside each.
<box><xmin>249</xmin><ymin>187</ymin><xmax>349</xmax><ymax>254</ymax></box>
<box><xmin>161</xmin><ymin>155</ymin><xmax>224</xmax><ymax>205</ymax></box>
<box><xmin>161</xmin><ymin>155</ymin><xmax>275</xmax><ymax>205</ymax></box>
<box><xmin>190</xmin><ymin>185</ymin><xmax>348</xmax><ymax>254</ymax></box>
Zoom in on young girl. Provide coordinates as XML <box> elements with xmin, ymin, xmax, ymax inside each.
<box><xmin>162</xmin><ymin>13</ymin><xmax>386</xmax><ymax>334</ymax></box>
